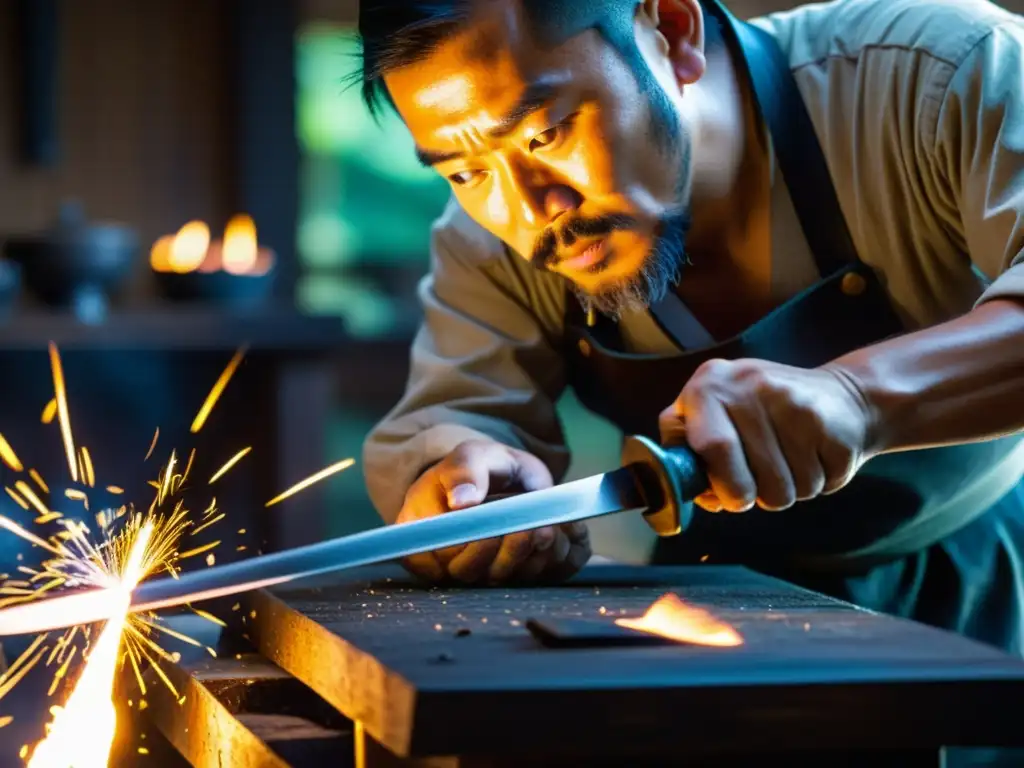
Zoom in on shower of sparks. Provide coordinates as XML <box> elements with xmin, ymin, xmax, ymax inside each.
<box><xmin>25</xmin><ymin>522</ymin><xmax>153</xmax><ymax>768</ymax></box>
<box><xmin>0</xmin><ymin>343</ymin><xmax>356</xmax><ymax>761</ymax></box>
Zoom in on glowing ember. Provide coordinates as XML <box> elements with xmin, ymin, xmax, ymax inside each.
<box><xmin>615</xmin><ymin>593</ymin><xmax>743</xmax><ymax>647</ymax></box>
<box><xmin>25</xmin><ymin>522</ymin><xmax>153</xmax><ymax>768</ymax></box>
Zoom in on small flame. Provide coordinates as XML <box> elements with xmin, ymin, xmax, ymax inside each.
<box><xmin>26</xmin><ymin>522</ymin><xmax>154</xmax><ymax>768</ymax></box>
<box><xmin>168</xmin><ymin>221</ymin><xmax>210</xmax><ymax>274</ymax></box>
<box><xmin>150</xmin><ymin>215</ymin><xmax>273</xmax><ymax>276</ymax></box>
<box><xmin>221</xmin><ymin>214</ymin><xmax>258</xmax><ymax>275</ymax></box>
<box><xmin>615</xmin><ymin>593</ymin><xmax>743</xmax><ymax>647</ymax></box>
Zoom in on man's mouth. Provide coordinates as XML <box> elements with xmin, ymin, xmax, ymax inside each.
<box><xmin>558</xmin><ymin>239</ymin><xmax>608</xmax><ymax>273</ymax></box>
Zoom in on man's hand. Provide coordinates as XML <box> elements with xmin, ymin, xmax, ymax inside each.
<box><xmin>658</xmin><ymin>359</ymin><xmax>877</xmax><ymax>513</ymax></box>
<box><xmin>394</xmin><ymin>440</ymin><xmax>591</xmax><ymax>585</ymax></box>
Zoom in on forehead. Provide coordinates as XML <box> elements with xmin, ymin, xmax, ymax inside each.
<box><xmin>383</xmin><ymin>2</ymin><xmax>596</xmax><ymax>132</ymax></box>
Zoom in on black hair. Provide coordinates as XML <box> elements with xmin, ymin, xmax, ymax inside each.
<box><xmin>355</xmin><ymin>0</ymin><xmax>722</xmax><ymax>151</ymax></box>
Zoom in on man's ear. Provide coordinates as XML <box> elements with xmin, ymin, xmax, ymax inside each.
<box><xmin>640</xmin><ymin>0</ymin><xmax>707</xmax><ymax>85</ymax></box>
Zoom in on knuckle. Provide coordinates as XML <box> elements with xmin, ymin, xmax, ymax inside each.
<box><xmin>449</xmin><ymin>440</ymin><xmax>483</xmax><ymax>466</ymax></box>
<box><xmin>695</xmin><ymin>358</ymin><xmax>732</xmax><ymax>382</ymax></box>
<box><xmin>694</xmin><ymin>436</ymin><xmax>737</xmax><ymax>465</ymax></box>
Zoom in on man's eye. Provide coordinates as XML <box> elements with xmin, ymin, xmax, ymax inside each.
<box><xmin>528</xmin><ymin>114</ymin><xmax>578</xmax><ymax>152</ymax></box>
<box><xmin>448</xmin><ymin>170</ymin><xmax>485</xmax><ymax>187</ymax></box>
<box><xmin>528</xmin><ymin>125</ymin><xmax>564</xmax><ymax>152</ymax></box>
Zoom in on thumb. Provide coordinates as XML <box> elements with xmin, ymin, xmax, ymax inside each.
<box><xmin>435</xmin><ymin>441</ymin><xmax>510</xmax><ymax>510</ymax></box>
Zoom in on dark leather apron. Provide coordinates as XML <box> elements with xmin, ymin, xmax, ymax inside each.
<box><xmin>563</xmin><ymin>1</ymin><xmax>1024</xmax><ymax>656</ymax></box>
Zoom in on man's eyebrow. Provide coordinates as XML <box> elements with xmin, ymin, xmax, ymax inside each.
<box><xmin>415</xmin><ymin>147</ymin><xmax>464</xmax><ymax>167</ymax></box>
<box><xmin>489</xmin><ymin>80</ymin><xmax>559</xmax><ymax>138</ymax></box>
<box><xmin>414</xmin><ymin>78</ymin><xmax>563</xmax><ymax>168</ymax></box>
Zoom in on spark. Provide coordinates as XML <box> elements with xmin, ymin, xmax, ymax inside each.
<box><xmin>190</xmin><ymin>347</ymin><xmax>247</xmax><ymax>434</ymax></box>
<box><xmin>0</xmin><ymin>433</ymin><xmax>24</xmax><ymax>472</ymax></box>
<box><xmin>266</xmin><ymin>458</ymin><xmax>356</xmax><ymax>507</ymax></box>
<box><xmin>5</xmin><ymin>486</ymin><xmax>29</xmax><ymax>510</ymax></box>
<box><xmin>178</xmin><ymin>541</ymin><xmax>220</xmax><ymax>561</ymax></box>
<box><xmin>144</xmin><ymin>428</ymin><xmax>159</xmax><ymax>461</ymax></box>
<box><xmin>41</xmin><ymin>398</ymin><xmax>57</xmax><ymax>424</ymax></box>
<box><xmin>15</xmin><ymin>480</ymin><xmax>51</xmax><ymax>519</ymax></box>
<box><xmin>30</xmin><ymin>469</ymin><xmax>50</xmax><ymax>494</ymax></box>
<box><xmin>209</xmin><ymin>447</ymin><xmax>251</xmax><ymax>485</ymax></box>
<box><xmin>49</xmin><ymin>342</ymin><xmax>78</xmax><ymax>483</ymax></box>
<box><xmin>80</xmin><ymin>447</ymin><xmax>96</xmax><ymax>488</ymax></box>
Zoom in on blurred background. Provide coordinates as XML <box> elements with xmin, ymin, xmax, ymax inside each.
<box><xmin>1</xmin><ymin>0</ymin><xmax>1022</xmax><ymax>603</ymax></box>
<box><xmin>0</xmin><ymin>0</ymin><xmax>1022</xmax><ymax>759</ymax></box>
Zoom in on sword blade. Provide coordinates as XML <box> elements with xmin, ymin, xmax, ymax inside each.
<box><xmin>0</xmin><ymin>468</ymin><xmax>646</xmax><ymax>636</ymax></box>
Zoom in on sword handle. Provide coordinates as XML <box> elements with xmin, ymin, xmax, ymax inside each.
<box><xmin>621</xmin><ymin>435</ymin><xmax>709</xmax><ymax>537</ymax></box>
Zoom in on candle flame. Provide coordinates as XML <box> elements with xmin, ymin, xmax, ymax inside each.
<box><xmin>25</xmin><ymin>522</ymin><xmax>153</xmax><ymax>768</ymax></box>
<box><xmin>615</xmin><ymin>593</ymin><xmax>743</xmax><ymax>647</ymax></box>
<box><xmin>167</xmin><ymin>221</ymin><xmax>210</xmax><ymax>274</ymax></box>
<box><xmin>221</xmin><ymin>214</ymin><xmax>259</xmax><ymax>275</ymax></box>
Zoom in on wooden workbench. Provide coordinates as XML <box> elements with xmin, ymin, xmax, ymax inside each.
<box><xmin>192</xmin><ymin>562</ymin><xmax>1024</xmax><ymax>767</ymax></box>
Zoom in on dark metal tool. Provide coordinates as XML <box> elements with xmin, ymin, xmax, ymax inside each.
<box><xmin>0</xmin><ymin>436</ymin><xmax>707</xmax><ymax>634</ymax></box>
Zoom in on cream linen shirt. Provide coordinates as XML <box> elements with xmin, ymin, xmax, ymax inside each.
<box><xmin>362</xmin><ymin>0</ymin><xmax>1024</xmax><ymax>553</ymax></box>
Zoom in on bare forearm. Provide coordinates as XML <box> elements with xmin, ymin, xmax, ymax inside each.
<box><xmin>828</xmin><ymin>299</ymin><xmax>1024</xmax><ymax>454</ymax></box>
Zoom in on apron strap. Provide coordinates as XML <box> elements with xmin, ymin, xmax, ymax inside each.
<box><xmin>715</xmin><ymin>3</ymin><xmax>859</xmax><ymax>277</ymax></box>
<box><xmin>648</xmin><ymin>290</ymin><xmax>717</xmax><ymax>350</ymax></box>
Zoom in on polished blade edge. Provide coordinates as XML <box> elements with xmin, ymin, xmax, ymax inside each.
<box><xmin>0</xmin><ymin>468</ymin><xmax>645</xmax><ymax>635</ymax></box>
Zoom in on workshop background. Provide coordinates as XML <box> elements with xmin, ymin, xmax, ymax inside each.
<box><xmin>0</xmin><ymin>0</ymin><xmax>1021</xmax><ymax>599</ymax></box>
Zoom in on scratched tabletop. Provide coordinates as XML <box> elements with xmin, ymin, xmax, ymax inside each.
<box><xmin>243</xmin><ymin>563</ymin><xmax>1024</xmax><ymax>760</ymax></box>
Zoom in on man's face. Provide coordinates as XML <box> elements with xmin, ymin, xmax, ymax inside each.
<box><xmin>384</xmin><ymin>1</ymin><xmax>700</xmax><ymax>314</ymax></box>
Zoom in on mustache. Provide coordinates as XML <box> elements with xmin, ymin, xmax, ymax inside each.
<box><xmin>530</xmin><ymin>214</ymin><xmax>640</xmax><ymax>269</ymax></box>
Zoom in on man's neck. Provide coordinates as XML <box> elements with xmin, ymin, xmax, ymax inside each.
<box><xmin>684</xmin><ymin>39</ymin><xmax>770</xmax><ymax>256</ymax></box>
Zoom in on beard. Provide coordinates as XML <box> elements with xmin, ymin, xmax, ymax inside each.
<box><xmin>571</xmin><ymin>210</ymin><xmax>689</xmax><ymax>318</ymax></box>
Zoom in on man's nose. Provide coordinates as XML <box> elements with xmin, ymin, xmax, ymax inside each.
<box><xmin>500</xmin><ymin>156</ymin><xmax>580</xmax><ymax>227</ymax></box>
<box><xmin>543</xmin><ymin>186</ymin><xmax>581</xmax><ymax>222</ymax></box>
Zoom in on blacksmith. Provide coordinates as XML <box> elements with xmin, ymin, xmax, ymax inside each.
<box><xmin>357</xmin><ymin>0</ymin><xmax>1024</xmax><ymax>657</ymax></box>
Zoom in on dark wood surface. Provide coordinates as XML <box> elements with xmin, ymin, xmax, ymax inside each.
<box><xmin>245</xmin><ymin>564</ymin><xmax>1024</xmax><ymax>760</ymax></box>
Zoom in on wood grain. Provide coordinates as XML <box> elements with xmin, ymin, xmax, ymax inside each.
<box><xmin>244</xmin><ymin>564</ymin><xmax>1024</xmax><ymax>761</ymax></box>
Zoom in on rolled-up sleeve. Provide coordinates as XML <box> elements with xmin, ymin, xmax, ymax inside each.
<box><xmin>362</xmin><ymin>202</ymin><xmax>571</xmax><ymax>523</ymax></box>
<box><xmin>933</xmin><ymin>23</ymin><xmax>1024</xmax><ymax>304</ymax></box>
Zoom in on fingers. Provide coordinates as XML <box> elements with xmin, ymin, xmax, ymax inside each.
<box><xmin>681</xmin><ymin>397</ymin><xmax>758</xmax><ymax>512</ymax></box>
<box><xmin>435</xmin><ymin>441</ymin><xmax>555</xmax><ymax>509</ymax></box>
<box><xmin>819</xmin><ymin>440</ymin><xmax>857</xmax><ymax>495</ymax></box>
<box><xmin>448</xmin><ymin>536</ymin><xmax>503</xmax><ymax>583</ymax></box>
<box><xmin>400</xmin><ymin>552</ymin><xmax>446</xmax><ymax>583</ymax></box>
<box><xmin>487</xmin><ymin>530</ymin><xmax>538</xmax><ymax>582</ymax></box>
<box><xmin>767</xmin><ymin>400</ymin><xmax>827</xmax><ymax>501</ymax></box>
<box><xmin>725</xmin><ymin>402</ymin><xmax>796</xmax><ymax>511</ymax></box>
